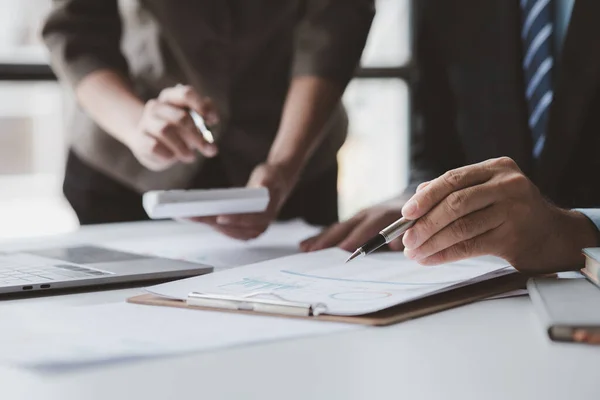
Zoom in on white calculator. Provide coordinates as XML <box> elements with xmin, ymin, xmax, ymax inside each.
<box><xmin>142</xmin><ymin>187</ymin><xmax>270</xmax><ymax>219</ymax></box>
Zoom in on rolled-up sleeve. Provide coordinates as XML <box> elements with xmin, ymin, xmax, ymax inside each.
<box><xmin>42</xmin><ymin>0</ymin><xmax>129</xmax><ymax>88</ymax></box>
<box><xmin>576</xmin><ymin>209</ymin><xmax>600</xmax><ymax>231</ymax></box>
<box><xmin>292</xmin><ymin>0</ymin><xmax>375</xmax><ymax>87</ymax></box>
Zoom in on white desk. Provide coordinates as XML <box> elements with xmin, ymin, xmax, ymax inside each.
<box><xmin>1</xmin><ymin>221</ymin><xmax>598</xmax><ymax>400</ymax></box>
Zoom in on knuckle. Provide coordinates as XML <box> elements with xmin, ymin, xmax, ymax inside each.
<box><xmin>442</xmin><ymin>169</ymin><xmax>463</xmax><ymax>188</ymax></box>
<box><xmin>418</xmin><ymin>214</ymin><xmax>436</xmax><ymax>234</ymax></box>
<box><xmin>450</xmin><ymin>217</ymin><xmax>471</xmax><ymax>239</ymax></box>
<box><xmin>463</xmin><ymin>238</ymin><xmax>479</xmax><ymax>255</ymax></box>
<box><xmin>492</xmin><ymin>156</ymin><xmax>518</xmax><ymax>170</ymax></box>
<box><xmin>457</xmin><ymin>239</ymin><xmax>478</xmax><ymax>258</ymax></box>
<box><xmin>181</xmin><ymin>85</ymin><xmax>195</xmax><ymax>98</ymax></box>
<box><xmin>445</xmin><ymin>191</ymin><xmax>466</xmax><ymax>214</ymax></box>
<box><xmin>157</xmin><ymin>88</ymin><xmax>171</xmax><ymax>100</ymax></box>
<box><xmin>416</xmin><ymin>181</ymin><xmax>429</xmax><ymax>192</ymax></box>
<box><xmin>145</xmin><ymin>99</ymin><xmax>158</xmax><ymax>111</ymax></box>
<box><xmin>503</xmin><ymin>173</ymin><xmax>531</xmax><ymax>194</ymax></box>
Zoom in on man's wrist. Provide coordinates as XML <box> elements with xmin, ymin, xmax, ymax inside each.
<box><xmin>263</xmin><ymin>160</ymin><xmax>301</xmax><ymax>188</ymax></box>
<box><xmin>265</xmin><ymin>148</ymin><xmax>306</xmax><ymax>184</ymax></box>
<box><xmin>555</xmin><ymin>209</ymin><xmax>599</xmax><ymax>268</ymax></box>
<box><xmin>569</xmin><ymin>210</ymin><xmax>600</xmax><ymax>248</ymax></box>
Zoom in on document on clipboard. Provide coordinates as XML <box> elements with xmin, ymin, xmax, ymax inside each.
<box><xmin>132</xmin><ymin>249</ymin><xmax>524</xmax><ymax>325</ymax></box>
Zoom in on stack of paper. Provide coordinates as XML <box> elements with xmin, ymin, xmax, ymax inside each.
<box><xmin>147</xmin><ymin>249</ymin><xmax>514</xmax><ymax>316</ymax></box>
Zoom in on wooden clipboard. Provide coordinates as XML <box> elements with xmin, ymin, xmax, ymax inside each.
<box><xmin>128</xmin><ymin>273</ymin><xmax>528</xmax><ymax>326</ymax></box>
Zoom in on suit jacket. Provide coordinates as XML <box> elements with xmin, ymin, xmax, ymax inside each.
<box><xmin>409</xmin><ymin>0</ymin><xmax>600</xmax><ymax>209</ymax></box>
<box><xmin>42</xmin><ymin>0</ymin><xmax>374</xmax><ymax>193</ymax></box>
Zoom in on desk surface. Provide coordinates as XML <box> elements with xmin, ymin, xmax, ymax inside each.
<box><xmin>1</xmin><ymin>221</ymin><xmax>598</xmax><ymax>400</ymax></box>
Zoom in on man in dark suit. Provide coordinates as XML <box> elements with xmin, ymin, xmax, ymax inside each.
<box><xmin>303</xmin><ymin>0</ymin><xmax>600</xmax><ymax>273</ymax></box>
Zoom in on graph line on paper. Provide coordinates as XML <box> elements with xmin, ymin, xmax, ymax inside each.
<box><xmin>279</xmin><ymin>270</ymin><xmax>462</xmax><ymax>286</ymax></box>
<box><xmin>218</xmin><ymin>277</ymin><xmax>302</xmax><ymax>291</ymax></box>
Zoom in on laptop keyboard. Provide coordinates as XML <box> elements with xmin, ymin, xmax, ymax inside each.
<box><xmin>0</xmin><ymin>260</ymin><xmax>112</xmax><ymax>287</ymax></box>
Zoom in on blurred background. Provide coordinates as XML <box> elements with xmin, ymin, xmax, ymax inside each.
<box><xmin>0</xmin><ymin>0</ymin><xmax>411</xmax><ymax>239</ymax></box>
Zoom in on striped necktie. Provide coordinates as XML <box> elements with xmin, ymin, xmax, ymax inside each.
<box><xmin>521</xmin><ymin>0</ymin><xmax>554</xmax><ymax>159</ymax></box>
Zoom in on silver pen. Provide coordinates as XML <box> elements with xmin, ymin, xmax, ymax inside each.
<box><xmin>188</xmin><ymin>109</ymin><xmax>215</xmax><ymax>144</ymax></box>
<box><xmin>346</xmin><ymin>217</ymin><xmax>417</xmax><ymax>263</ymax></box>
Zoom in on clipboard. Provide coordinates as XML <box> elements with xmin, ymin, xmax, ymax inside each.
<box><xmin>128</xmin><ymin>272</ymin><xmax>527</xmax><ymax>326</ymax></box>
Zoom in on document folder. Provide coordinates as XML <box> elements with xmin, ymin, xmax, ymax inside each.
<box><xmin>128</xmin><ymin>272</ymin><xmax>527</xmax><ymax>326</ymax></box>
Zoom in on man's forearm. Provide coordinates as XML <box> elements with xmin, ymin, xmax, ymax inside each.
<box><xmin>75</xmin><ymin>69</ymin><xmax>145</xmax><ymax>146</ymax></box>
<box><xmin>266</xmin><ymin>76</ymin><xmax>342</xmax><ymax>180</ymax></box>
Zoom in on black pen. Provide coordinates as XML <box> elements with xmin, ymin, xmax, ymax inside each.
<box><xmin>346</xmin><ymin>217</ymin><xmax>417</xmax><ymax>263</ymax></box>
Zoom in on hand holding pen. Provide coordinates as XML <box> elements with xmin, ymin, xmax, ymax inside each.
<box><xmin>346</xmin><ymin>217</ymin><xmax>417</xmax><ymax>262</ymax></box>
<box><xmin>129</xmin><ymin>84</ymin><xmax>219</xmax><ymax>171</ymax></box>
<box><xmin>350</xmin><ymin>158</ymin><xmax>597</xmax><ymax>273</ymax></box>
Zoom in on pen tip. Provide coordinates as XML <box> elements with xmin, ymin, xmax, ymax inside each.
<box><xmin>346</xmin><ymin>249</ymin><xmax>363</xmax><ymax>263</ymax></box>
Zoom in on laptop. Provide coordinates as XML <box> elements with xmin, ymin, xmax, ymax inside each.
<box><xmin>0</xmin><ymin>245</ymin><xmax>212</xmax><ymax>295</ymax></box>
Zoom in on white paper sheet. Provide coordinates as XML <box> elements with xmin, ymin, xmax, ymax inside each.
<box><xmin>0</xmin><ymin>302</ymin><xmax>356</xmax><ymax>371</ymax></box>
<box><xmin>147</xmin><ymin>249</ymin><xmax>513</xmax><ymax>316</ymax></box>
<box><xmin>104</xmin><ymin>219</ymin><xmax>320</xmax><ymax>270</ymax></box>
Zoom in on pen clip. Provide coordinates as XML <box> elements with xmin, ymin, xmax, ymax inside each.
<box><xmin>186</xmin><ymin>292</ymin><xmax>327</xmax><ymax>317</ymax></box>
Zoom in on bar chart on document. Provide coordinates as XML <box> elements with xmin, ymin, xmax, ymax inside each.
<box><xmin>147</xmin><ymin>249</ymin><xmax>512</xmax><ymax>316</ymax></box>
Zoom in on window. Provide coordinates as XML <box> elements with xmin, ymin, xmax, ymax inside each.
<box><xmin>0</xmin><ymin>0</ymin><xmax>412</xmax><ymax>237</ymax></box>
<box><xmin>0</xmin><ymin>0</ymin><xmax>76</xmax><ymax>239</ymax></box>
<box><xmin>339</xmin><ymin>0</ymin><xmax>411</xmax><ymax>218</ymax></box>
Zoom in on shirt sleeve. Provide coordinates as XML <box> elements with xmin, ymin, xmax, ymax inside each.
<box><xmin>42</xmin><ymin>0</ymin><xmax>129</xmax><ymax>89</ymax></box>
<box><xmin>575</xmin><ymin>209</ymin><xmax>600</xmax><ymax>231</ymax></box>
<box><xmin>292</xmin><ymin>0</ymin><xmax>375</xmax><ymax>88</ymax></box>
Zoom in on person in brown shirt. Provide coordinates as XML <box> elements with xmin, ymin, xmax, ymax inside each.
<box><xmin>42</xmin><ymin>0</ymin><xmax>374</xmax><ymax>239</ymax></box>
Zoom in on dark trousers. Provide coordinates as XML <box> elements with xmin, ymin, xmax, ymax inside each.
<box><xmin>63</xmin><ymin>151</ymin><xmax>339</xmax><ymax>226</ymax></box>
